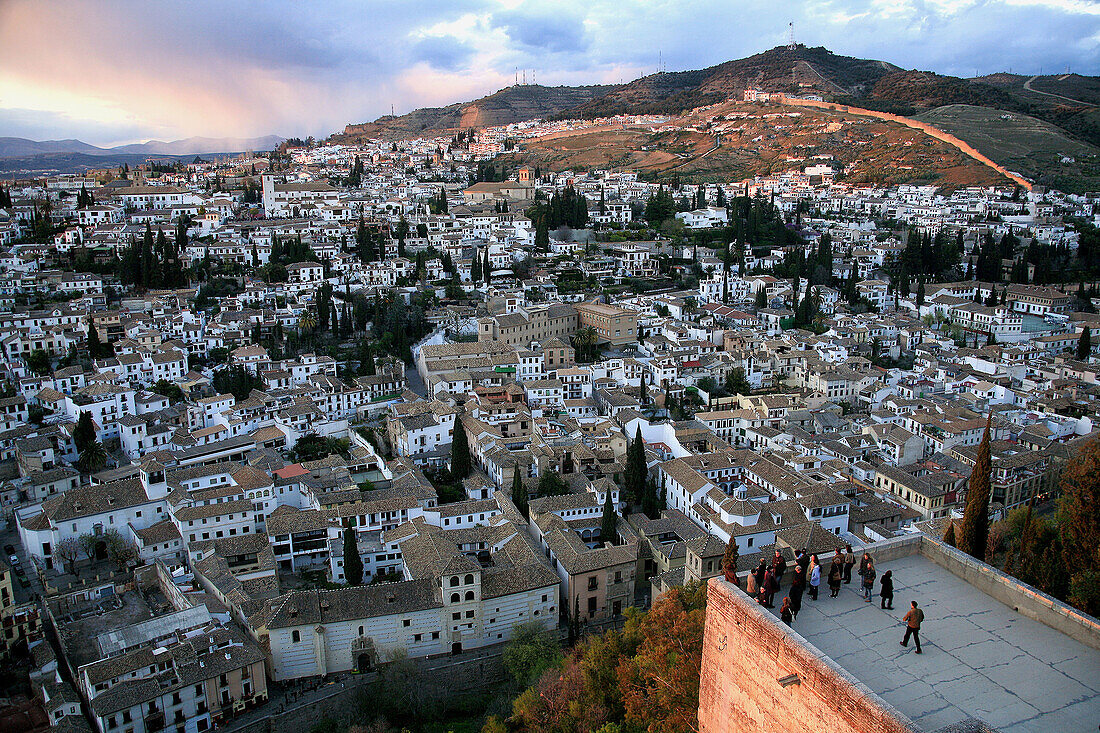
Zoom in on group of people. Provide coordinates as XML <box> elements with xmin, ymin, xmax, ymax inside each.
<box><xmin>735</xmin><ymin>544</ymin><xmax>923</xmax><ymax>653</ymax></box>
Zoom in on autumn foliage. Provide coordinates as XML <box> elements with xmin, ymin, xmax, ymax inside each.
<box><xmin>507</xmin><ymin>583</ymin><xmax>707</xmax><ymax>733</ymax></box>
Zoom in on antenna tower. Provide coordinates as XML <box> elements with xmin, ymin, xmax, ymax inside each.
<box><xmin>787</xmin><ymin>22</ymin><xmax>796</xmax><ymax>50</ymax></box>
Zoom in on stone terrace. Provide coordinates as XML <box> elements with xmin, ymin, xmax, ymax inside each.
<box><xmin>766</xmin><ymin>552</ymin><xmax>1100</xmax><ymax>732</ymax></box>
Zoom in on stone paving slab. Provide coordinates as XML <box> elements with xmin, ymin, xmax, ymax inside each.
<box><xmin>765</xmin><ymin>554</ymin><xmax>1100</xmax><ymax>732</ymax></box>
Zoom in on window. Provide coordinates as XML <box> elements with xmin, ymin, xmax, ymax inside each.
<box><xmin>451</xmin><ymin>612</ymin><xmax>461</xmax><ymax>621</ymax></box>
<box><xmin>358</xmin><ymin>626</ymin><xmax>364</xmax><ymax>636</ymax></box>
<box><xmin>450</xmin><ymin>593</ymin><xmax>460</xmax><ymax>603</ymax></box>
<box><xmin>465</xmin><ymin>590</ymin><xmax>474</xmax><ymax>601</ymax></box>
<box><xmin>291</xmin><ymin>630</ymin><xmax>301</xmax><ymax>643</ymax></box>
<box><xmin>450</xmin><ymin>576</ymin><xmax>460</xmax><ymax>587</ymax></box>
<box><xmin>587</xmin><ymin>576</ymin><xmax>598</xmax><ymax>591</ymax></box>
<box><xmin>464</xmin><ymin>573</ymin><xmax>474</xmax><ymax>585</ymax></box>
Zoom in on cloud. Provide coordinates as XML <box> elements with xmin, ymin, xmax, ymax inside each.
<box><xmin>490</xmin><ymin>6</ymin><xmax>590</xmax><ymax>53</ymax></box>
<box><xmin>411</xmin><ymin>35</ymin><xmax>476</xmax><ymax>71</ymax></box>
<box><xmin>0</xmin><ymin>0</ymin><xmax>1096</xmax><ymax>145</ymax></box>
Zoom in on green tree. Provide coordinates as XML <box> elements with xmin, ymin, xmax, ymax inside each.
<box><xmin>25</xmin><ymin>348</ymin><xmax>51</xmax><ymax>375</ymax></box>
<box><xmin>725</xmin><ymin>367</ymin><xmax>751</xmax><ymax>395</ymax></box>
<box><xmin>1078</xmin><ymin>327</ymin><xmax>1091</xmax><ymax>360</ymax></box>
<box><xmin>342</xmin><ymin>527</ymin><xmax>363</xmax><ymax>585</ymax></box>
<box><xmin>451</xmin><ymin>419</ymin><xmax>471</xmax><ymax>479</ymax></box>
<box><xmin>754</xmin><ymin>286</ymin><xmax>767</xmax><ymax>310</ymax></box>
<box><xmin>943</xmin><ymin>521</ymin><xmax>957</xmax><ymax>547</ymax></box>
<box><xmin>502</xmin><ymin>621</ymin><xmax>561</xmax><ymax>688</ymax></box>
<box><xmin>959</xmin><ymin>414</ymin><xmax>993</xmax><ymax>561</ymax></box>
<box><xmin>537</xmin><ymin>469</ymin><xmax>567</xmax><ymax>497</ymax></box>
<box><xmin>1059</xmin><ymin>437</ymin><xmax>1100</xmax><ymax>615</ymax></box>
<box><xmin>77</xmin><ymin>440</ymin><xmax>108</xmax><ymax>474</ymax></box>
<box><xmin>73</xmin><ymin>411</ymin><xmax>96</xmax><ymax>454</ymax></box>
<box><xmin>600</xmin><ymin>488</ymin><xmax>618</xmax><ymax>546</ymax></box>
<box><xmin>512</xmin><ymin>463</ymin><xmax>528</xmax><ymax>519</ymax></box>
<box><xmin>87</xmin><ymin>320</ymin><xmax>104</xmax><ymax>359</ymax></box>
<box><xmin>624</xmin><ymin>427</ymin><xmax>647</xmax><ymax>505</ymax></box>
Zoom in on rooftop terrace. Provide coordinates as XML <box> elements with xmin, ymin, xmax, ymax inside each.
<box><xmin>699</xmin><ymin>534</ymin><xmax>1100</xmax><ymax>733</ymax></box>
<box><xmin>770</xmin><ymin>551</ymin><xmax>1099</xmax><ymax>732</ymax></box>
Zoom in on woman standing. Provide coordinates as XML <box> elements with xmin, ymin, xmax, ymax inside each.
<box><xmin>789</xmin><ymin>566</ymin><xmax>805</xmax><ymax>619</ymax></box>
<box><xmin>843</xmin><ymin>544</ymin><xmax>856</xmax><ymax>584</ymax></box>
<box><xmin>880</xmin><ymin>569</ymin><xmax>894</xmax><ymax>610</ymax></box>
<box><xmin>861</xmin><ymin>557</ymin><xmax>877</xmax><ymax>602</ymax></box>
<box><xmin>808</xmin><ymin>554</ymin><xmax>821</xmax><ymax>601</ymax></box>
<box><xmin>828</xmin><ymin>555</ymin><xmax>844</xmax><ymax>598</ymax></box>
<box><xmin>780</xmin><ymin>596</ymin><xmax>793</xmax><ymax>626</ymax></box>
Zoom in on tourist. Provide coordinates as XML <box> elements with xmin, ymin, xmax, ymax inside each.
<box><xmin>900</xmin><ymin>601</ymin><xmax>924</xmax><ymax>653</ymax></box>
<box><xmin>789</xmin><ymin>566</ymin><xmax>805</xmax><ymax>619</ymax></box>
<box><xmin>880</xmin><ymin>570</ymin><xmax>894</xmax><ymax>610</ymax></box>
<box><xmin>861</xmin><ymin>557</ymin><xmax>876</xmax><ymax>602</ymax></box>
<box><xmin>828</xmin><ymin>555</ymin><xmax>843</xmax><ymax>598</ymax></box>
<box><xmin>772</xmin><ymin>549</ymin><xmax>787</xmax><ymax>585</ymax></box>
<box><xmin>754</xmin><ymin>558</ymin><xmax>768</xmax><ymax>590</ymax></box>
<box><xmin>843</xmin><ymin>544</ymin><xmax>856</xmax><ymax>584</ymax></box>
<box><xmin>780</xmin><ymin>596</ymin><xmax>793</xmax><ymax>626</ymax></box>
<box><xmin>808</xmin><ymin>554</ymin><xmax>821</xmax><ymax>600</ymax></box>
<box><xmin>746</xmin><ymin>569</ymin><xmax>758</xmax><ymax>597</ymax></box>
<box><xmin>796</xmin><ymin>547</ymin><xmax>810</xmax><ymax>575</ymax></box>
<box><xmin>762</xmin><ymin>568</ymin><xmax>777</xmax><ymax>608</ymax></box>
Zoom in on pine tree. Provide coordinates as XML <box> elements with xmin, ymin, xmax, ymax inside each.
<box><xmin>1078</xmin><ymin>327</ymin><xmax>1091</xmax><ymax>360</ymax></box>
<box><xmin>343</xmin><ymin>527</ymin><xmax>363</xmax><ymax>585</ymax></box>
<box><xmin>512</xmin><ymin>463</ymin><xmax>528</xmax><ymax>519</ymax></box>
<box><xmin>451</xmin><ymin>417</ymin><xmax>471</xmax><ymax>479</ymax></box>
<box><xmin>959</xmin><ymin>414</ymin><xmax>993</xmax><ymax>561</ymax></box>
<box><xmin>599</xmin><ymin>488</ymin><xmax>617</xmax><ymax>546</ymax></box>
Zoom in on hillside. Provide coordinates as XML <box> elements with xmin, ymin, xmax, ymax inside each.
<box><xmin>564</xmin><ymin>45</ymin><xmax>900</xmax><ymax>119</ymax></box>
<box><xmin>499</xmin><ymin>100</ymin><xmax>1012</xmax><ymax>191</ymax></box>
<box><xmin>0</xmin><ymin>135</ymin><xmax>284</xmax><ymax>158</ymax></box>
<box><xmin>332</xmin><ymin>84</ymin><xmax>621</xmax><ymax>142</ymax></box>
<box><xmin>331</xmin><ymin>45</ymin><xmax>1100</xmax><ymax>186</ymax></box>
<box><xmin>914</xmin><ymin>105</ymin><xmax>1100</xmax><ymax>193</ymax></box>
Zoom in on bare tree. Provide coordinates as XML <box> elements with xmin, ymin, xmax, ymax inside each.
<box><xmin>102</xmin><ymin>529</ymin><xmax>138</xmax><ymax>572</ymax></box>
<box><xmin>54</xmin><ymin>537</ymin><xmax>82</xmax><ymax>577</ymax></box>
<box><xmin>78</xmin><ymin>533</ymin><xmax>98</xmax><ymax>563</ymax></box>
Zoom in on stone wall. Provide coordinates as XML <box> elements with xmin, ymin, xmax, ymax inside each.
<box><xmin>699</xmin><ymin>575</ymin><xmax>920</xmax><ymax>733</ymax></box>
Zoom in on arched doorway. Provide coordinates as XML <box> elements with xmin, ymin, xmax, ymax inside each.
<box><xmin>356</xmin><ymin>652</ymin><xmax>372</xmax><ymax>673</ymax></box>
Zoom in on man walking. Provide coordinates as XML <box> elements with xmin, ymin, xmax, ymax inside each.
<box><xmin>900</xmin><ymin>601</ymin><xmax>924</xmax><ymax>654</ymax></box>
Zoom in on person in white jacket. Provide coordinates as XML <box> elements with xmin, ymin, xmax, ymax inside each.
<box><xmin>808</xmin><ymin>554</ymin><xmax>821</xmax><ymax>600</ymax></box>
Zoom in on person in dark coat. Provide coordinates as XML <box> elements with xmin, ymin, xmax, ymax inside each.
<box><xmin>808</xmin><ymin>555</ymin><xmax>821</xmax><ymax>601</ymax></box>
<box><xmin>754</xmin><ymin>558</ymin><xmax>768</xmax><ymax>590</ymax></box>
<box><xmin>772</xmin><ymin>549</ymin><xmax>787</xmax><ymax>585</ymax></box>
<box><xmin>780</xmin><ymin>596</ymin><xmax>793</xmax><ymax>626</ymax></box>
<box><xmin>843</xmin><ymin>544</ymin><xmax>856</xmax><ymax>584</ymax></box>
<box><xmin>880</xmin><ymin>570</ymin><xmax>894</xmax><ymax>610</ymax></box>
<box><xmin>762</xmin><ymin>568</ymin><xmax>777</xmax><ymax>608</ymax></box>
<box><xmin>788</xmin><ymin>566</ymin><xmax>805</xmax><ymax>619</ymax></box>
<box><xmin>828</xmin><ymin>556</ymin><xmax>844</xmax><ymax>598</ymax></box>
<box><xmin>796</xmin><ymin>548</ymin><xmax>810</xmax><ymax>575</ymax></box>
<box><xmin>860</xmin><ymin>557</ymin><xmax>877</xmax><ymax>602</ymax></box>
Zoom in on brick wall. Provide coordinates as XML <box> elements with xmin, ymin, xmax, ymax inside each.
<box><xmin>698</xmin><ymin>576</ymin><xmax>920</xmax><ymax>733</ymax></box>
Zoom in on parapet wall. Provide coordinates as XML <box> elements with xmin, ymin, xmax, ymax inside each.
<box><xmin>699</xmin><ymin>575</ymin><xmax>921</xmax><ymax>733</ymax></box>
<box><xmin>775</xmin><ymin>97</ymin><xmax>1033</xmax><ymax>191</ymax></box>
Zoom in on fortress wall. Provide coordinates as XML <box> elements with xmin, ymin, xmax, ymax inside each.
<box><xmin>698</xmin><ymin>576</ymin><xmax>920</xmax><ymax>733</ymax></box>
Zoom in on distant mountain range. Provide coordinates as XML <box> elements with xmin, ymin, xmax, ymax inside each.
<box><xmin>0</xmin><ymin>134</ymin><xmax>285</xmax><ymax>159</ymax></box>
<box><xmin>331</xmin><ymin>45</ymin><xmax>1099</xmax><ymax>192</ymax></box>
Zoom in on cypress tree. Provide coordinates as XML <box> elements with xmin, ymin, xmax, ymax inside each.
<box><xmin>484</xmin><ymin>250</ymin><xmax>492</xmax><ymax>284</ymax></box>
<box><xmin>87</xmin><ymin>320</ymin><xmax>103</xmax><ymax>359</ymax></box>
<box><xmin>1078</xmin><ymin>327</ymin><xmax>1091</xmax><ymax>360</ymax></box>
<box><xmin>73</xmin><ymin>411</ymin><xmax>96</xmax><ymax>454</ymax></box>
<box><xmin>624</xmin><ymin>427</ymin><xmax>647</xmax><ymax>505</ymax></box>
<box><xmin>599</xmin><ymin>488</ymin><xmax>617</xmax><ymax>545</ymax></box>
<box><xmin>722</xmin><ymin>537</ymin><xmax>740</xmax><ymax>583</ymax></box>
<box><xmin>471</xmin><ymin>248</ymin><xmax>482</xmax><ymax>282</ymax></box>
<box><xmin>343</xmin><ymin>527</ymin><xmax>363</xmax><ymax>585</ymax></box>
<box><xmin>959</xmin><ymin>414</ymin><xmax>993</xmax><ymax>561</ymax></box>
<box><xmin>451</xmin><ymin>417</ymin><xmax>471</xmax><ymax>479</ymax></box>
<box><xmin>512</xmin><ymin>463</ymin><xmax>528</xmax><ymax>519</ymax></box>
<box><xmin>943</xmin><ymin>521</ymin><xmax>957</xmax><ymax>547</ymax></box>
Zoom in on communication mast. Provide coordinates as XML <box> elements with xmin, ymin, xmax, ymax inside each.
<box><xmin>787</xmin><ymin>22</ymin><xmax>796</xmax><ymax>50</ymax></box>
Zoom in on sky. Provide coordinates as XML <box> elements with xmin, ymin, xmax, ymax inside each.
<box><xmin>1</xmin><ymin>0</ymin><xmax>1098</xmax><ymax>147</ymax></box>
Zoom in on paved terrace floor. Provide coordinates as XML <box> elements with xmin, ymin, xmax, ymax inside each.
<box><xmin>766</xmin><ymin>554</ymin><xmax>1100</xmax><ymax>732</ymax></box>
